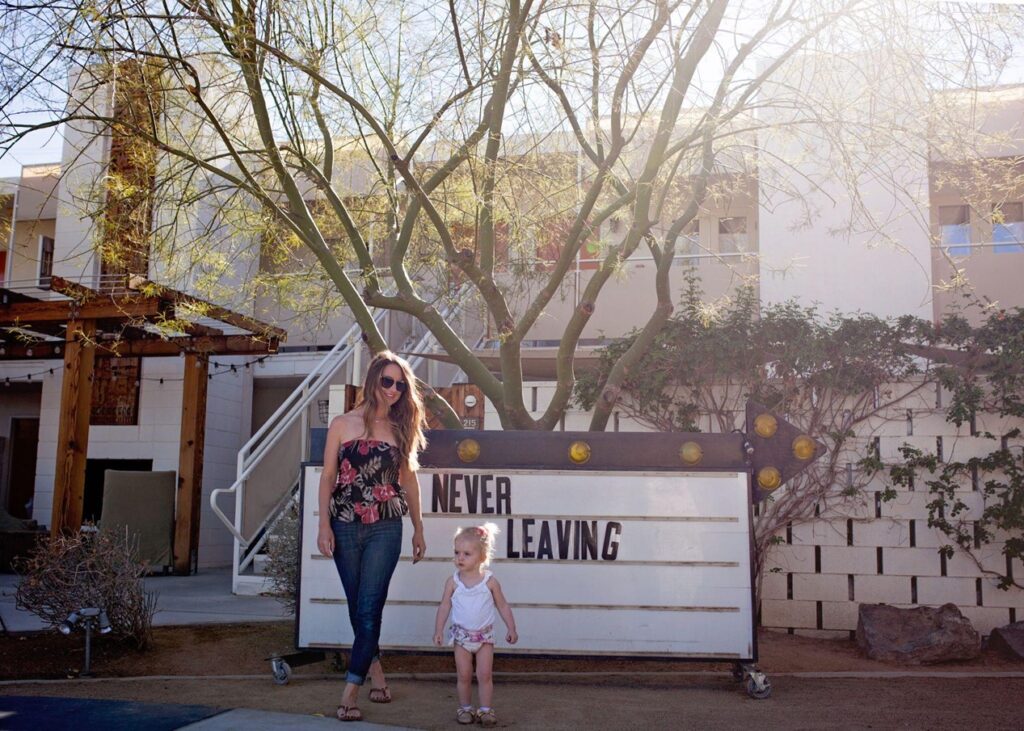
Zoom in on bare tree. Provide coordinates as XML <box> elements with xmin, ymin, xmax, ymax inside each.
<box><xmin>1</xmin><ymin>0</ymin><xmax>1019</xmax><ymax>428</ymax></box>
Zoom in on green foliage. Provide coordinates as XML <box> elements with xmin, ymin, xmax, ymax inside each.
<box><xmin>577</xmin><ymin>272</ymin><xmax>927</xmax><ymax>584</ymax></box>
<box><xmin>882</xmin><ymin>307</ymin><xmax>1024</xmax><ymax>591</ymax></box>
<box><xmin>576</xmin><ymin>270</ymin><xmax>920</xmax><ymax>430</ymax></box>
<box><xmin>263</xmin><ymin>502</ymin><xmax>301</xmax><ymax>612</ymax></box>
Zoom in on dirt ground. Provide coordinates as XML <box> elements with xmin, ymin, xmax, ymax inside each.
<box><xmin>2</xmin><ymin>623</ymin><xmax>1023</xmax><ymax>729</ymax></box>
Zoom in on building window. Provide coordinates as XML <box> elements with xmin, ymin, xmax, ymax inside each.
<box><xmin>718</xmin><ymin>216</ymin><xmax>747</xmax><ymax>254</ymax></box>
<box><xmin>939</xmin><ymin>205</ymin><xmax>970</xmax><ymax>256</ymax></box>
<box><xmin>681</xmin><ymin>219</ymin><xmax>700</xmax><ymax>258</ymax></box>
<box><xmin>91</xmin><ymin>357</ymin><xmax>141</xmax><ymax>425</ymax></box>
<box><xmin>993</xmin><ymin>202</ymin><xmax>1023</xmax><ymax>254</ymax></box>
<box><xmin>38</xmin><ymin>235</ymin><xmax>54</xmax><ymax>286</ymax></box>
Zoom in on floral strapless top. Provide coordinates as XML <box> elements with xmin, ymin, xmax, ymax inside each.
<box><xmin>330</xmin><ymin>438</ymin><xmax>407</xmax><ymax>523</ymax></box>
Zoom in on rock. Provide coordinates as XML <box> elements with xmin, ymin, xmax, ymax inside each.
<box><xmin>856</xmin><ymin>603</ymin><xmax>981</xmax><ymax>664</ymax></box>
<box><xmin>988</xmin><ymin>621</ymin><xmax>1024</xmax><ymax>661</ymax></box>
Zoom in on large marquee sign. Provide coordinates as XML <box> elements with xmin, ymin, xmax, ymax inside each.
<box><xmin>298</xmin><ymin>466</ymin><xmax>755</xmax><ymax>658</ymax></box>
<box><xmin>290</xmin><ymin>403</ymin><xmax>824</xmax><ymax>697</ymax></box>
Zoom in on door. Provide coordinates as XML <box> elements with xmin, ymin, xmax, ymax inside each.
<box><xmin>7</xmin><ymin>418</ymin><xmax>39</xmax><ymax>519</ymax></box>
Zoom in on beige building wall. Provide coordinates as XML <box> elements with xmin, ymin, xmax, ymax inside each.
<box><xmin>757</xmin><ymin>50</ymin><xmax>934</xmax><ymax>320</ymax></box>
<box><xmin>8</xmin><ymin>219</ymin><xmax>55</xmax><ymax>285</ymax></box>
<box><xmin>929</xmin><ymin>88</ymin><xmax>1024</xmax><ymax>321</ymax></box>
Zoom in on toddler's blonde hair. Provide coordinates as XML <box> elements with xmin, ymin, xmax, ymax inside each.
<box><xmin>454</xmin><ymin>522</ymin><xmax>499</xmax><ymax>567</ymax></box>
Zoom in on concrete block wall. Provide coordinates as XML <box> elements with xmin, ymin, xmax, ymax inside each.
<box><xmin>485</xmin><ymin>381</ymin><xmax>1024</xmax><ymax>637</ymax></box>
<box><xmin>762</xmin><ymin>391</ymin><xmax>1024</xmax><ymax>637</ymax></box>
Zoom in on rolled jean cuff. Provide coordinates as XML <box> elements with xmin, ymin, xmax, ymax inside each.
<box><xmin>345</xmin><ymin>671</ymin><xmax>365</xmax><ymax>685</ymax></box>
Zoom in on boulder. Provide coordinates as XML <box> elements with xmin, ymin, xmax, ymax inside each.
<box><xmin>988</xmin><ymin>621</ymin><xmax>1024</xmax><ymax>661</ymax></box>
<box><xmin>856</xmin><ymin>603</ymin><xmax>981</xmax><ymax>664</ymax></box>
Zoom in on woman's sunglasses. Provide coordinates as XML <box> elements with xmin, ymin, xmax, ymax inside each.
<box><xmin>380</xmin><ymin>375</ymin><xmax>408</xmax><ymax>393</ymax></box>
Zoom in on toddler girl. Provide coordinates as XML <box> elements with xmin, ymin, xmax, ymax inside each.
<box><xmin>434</xmin><ymin>523</ymin><xmax>518</xmax><ymax>727</ymax></box>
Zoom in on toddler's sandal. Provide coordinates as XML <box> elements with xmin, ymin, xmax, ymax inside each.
<box><xmin>456</xmin><ymin>707</ymin><xmax>476</xmax><ymax>725</ymax></box>
<box><xmin>478</xmin><ymin>709</ymin><xmax>497</xmax><ymax>727</ymax></box>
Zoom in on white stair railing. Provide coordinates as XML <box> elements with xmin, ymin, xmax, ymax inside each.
<box><xmin>210</xmin><ymin>311</ymin><xmax>385</xmax><ymax>591</ymax></box>
<box><xmin>214</xmin><ymin>287</ymin><xmax>475</xmax><ymax>593</ymax></box>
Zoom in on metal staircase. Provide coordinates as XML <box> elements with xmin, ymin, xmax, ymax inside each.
<box><xmin>210</xmin><ymin>312</ymin><xmax>386</xmax><ymax>594</ymax></box>
<box><xmin>210</xmin><ymin>293</ymin><xmax>476</xmax><ymax>595</ymax></box>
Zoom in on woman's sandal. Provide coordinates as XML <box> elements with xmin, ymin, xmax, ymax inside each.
<box><xmin>368</xmin><ymin>686</ymin><xmax>392</xmax><ymax>704</ymax></box>
<box><xmin>336</xmin><ymin>705</ymin><xmax>362</xmax><ymax>722</ymax></box>
<box><xmin>456</xmin><ymin>706</ymin><xmax>476</xmax><ymax>725</ymax></box>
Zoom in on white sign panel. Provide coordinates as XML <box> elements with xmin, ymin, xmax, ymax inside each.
<box><xmin>298</xmin><ymin>466</ymin><xmax>755</xmax><ymax>659</ymax></box>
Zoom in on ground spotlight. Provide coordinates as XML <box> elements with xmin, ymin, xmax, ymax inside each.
<box><xmin>58</xmin><ymin>607</ymin><xmax>112</xmax><ymax>675</ymax></box>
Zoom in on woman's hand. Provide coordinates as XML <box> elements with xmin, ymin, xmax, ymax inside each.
<box><xmin>411</xmin><ymin>528</ymin><xmax>426</xmax><ymax>564</ymax></box>
<box><xmin>317</xmin><ymin>523</ymin><xmax>334</xmax><ymax>558</ymax></box>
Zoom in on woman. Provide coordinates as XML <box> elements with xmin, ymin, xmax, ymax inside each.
<box><xmin>317</xmin><ymin>351</ymin><xmax>428</xmax><ymax>722</ymax></box>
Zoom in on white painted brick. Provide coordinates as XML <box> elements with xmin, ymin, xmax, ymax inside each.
<box><xmin>913</xmin><ymin>411</ymin><xmax>967</xmax><ymax>437</ymax></box>
<box><xmin>760</xmin><ymin>571</ymin><xmax>788</xmax><ymax>601</ymax></box>
<box><xmin>852</xmin><ymin>519</ymin><xmax>911</xmax><ymax>548</ymax></box>
<box><xmin>855</xmin><ymin>575</ymin><xmax>912</xmax><ymax>604</ymax></box>
<box><xmin>977</xmin><ymin>545</ymin><xmax>1014</xmax><ymax>575</ymax></box>
<box><xmin>940</xmin><ymin>491</ymin><xmax>986</xmax><ymax>522</ymax></box>
<box><xmin>764</xmin><ymin>544</ymin><xmax>815</xmax><ymax>574</ymax></box>
<box><xmin>820</xmin><ymin>546</ymin><xmax>877</xmax><ymax>574</ymax></box>
<box><xmin>914</xmin><ymin>524</ymin><xmax>952</xmax><ymax>549</ymax></box>
<box><xmin>878</xmin><ymin>435</ymin><xmax>937</xmax><ymax>461</ymax></box>
<box><xmin>917</xmin><ymin>576</ymin><xmax>978</xmax><ymax>606</ymax></box>
<box><xmin>761</xmin><ymin>599</ymin><xmax>817</xmax><ymax>629</ymax></box>
<box><xmin>880</xmin><ymin>492</ymin><xmax>930</xmax><ymax>519</ymax></box>
<box><xmin>793</xmin><ymin>573</ymin><xmax>850</xmax><ymax>602</ymax></box>
<box><xmin>974</xmin><ymin>412</ymin><xmax>1018</xmax><ymax>436</ymax></box>
<box><xmin>981</xmin><ymin>581</ymin><xmax>1024</xmax><ymax>609</ymax></box>
<box><xmin>884</xmin><ymin>547</ymin><xmax>943</xmax><ymax>576</ymax></box>
<box><xmin>821</xmin><ymin>600</ymin><xmax>860</xmax><ymax>630</ymax></box>
<box><xmin>860</xmin><ymin>414</ymin><xmax>912</xmax><ymax>438</ymax></box>
<box><xmin>946</xmin><ymin>551</ymin><xmax>986</xmax><ymax>578</ymax></box>
<box><xmin>944</xmin><ymin>436</ymin><xmax>1003</xmax><ymax>461</ymax></box>
<box><xmin>790</xmin><ymin>519</ymin><xmax>849</xmax><ymax>548</ymax></box>
<box><xmin>819</xmin><ymin>496</ymin><xmax>874</xmax><ymax>520</ymax></box>
<box><xmin>958</xmin><ymin>605</ymin><xmax>1013</xmax><ymax>635</ymax></box>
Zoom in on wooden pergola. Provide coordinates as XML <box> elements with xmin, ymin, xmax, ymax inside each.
<box><xmin>0</xmin><ymin>276</ymin><xmax>285</xmax><ymax>574</ymax></box>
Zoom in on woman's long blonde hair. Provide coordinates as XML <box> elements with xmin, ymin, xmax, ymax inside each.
<box><xmin>359</xmin><ymin>351</ymin><xmax>427</xmax><ymax>471</ymax></box>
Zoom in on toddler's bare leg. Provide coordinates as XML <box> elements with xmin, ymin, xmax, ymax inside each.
<box><xmin>475</xmin><ymin>644</ymin><xmax>494</xmax><ymax>709</ymax></box>
<box><xmin>454</xmin><ymin>645</ymin><xmax>475</xmax><ymax>707</ymax></box>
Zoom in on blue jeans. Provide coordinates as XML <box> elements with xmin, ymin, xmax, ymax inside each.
<box><xmin>331</xmin><ymin>518</ymin><xmax>402</xmax><ymax>685</ymax></box>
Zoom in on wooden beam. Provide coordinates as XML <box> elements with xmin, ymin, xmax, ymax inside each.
<box><xmin>0</xmin><ymin>298</ymin><xmax>167</xmax><ymax>324</ymax></box>
<box><xmin>51</xmin><ymin>319</ymin><xmax>96</xmax><ymax>536</ymax></box>
<box><xmin>133</xmin><ymin>278</ymin><xmax>287</xmax><ymax>340</ymax></box>
<box><xmin>174</xmin><ymin>354</ymin><xmax>208</xmax><ymax>574</ymax></box>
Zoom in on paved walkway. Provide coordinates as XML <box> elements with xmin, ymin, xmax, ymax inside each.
<box><xmin>0</xmin><ymin>696</ymin><xmax>412</xmax><ymax>730</ymax></box>
<box><xmin>1</xmin><ymin>568</ymin><xmax>381</xmax><ymax>729</ymax></box>
<box><xmin>1</xmin><ymin>567</ymin><xmax>288</xmax><ymax>632</ymax></box>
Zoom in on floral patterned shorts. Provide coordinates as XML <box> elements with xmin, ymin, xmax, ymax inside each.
<box><xmin>450</xmin><ymin>623</ymin><xmax>494</xmax><ymax>653</ymax></box>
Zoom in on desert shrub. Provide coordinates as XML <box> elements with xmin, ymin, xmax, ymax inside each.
<box><xmin>14</xmin><ymin>530</ymin><xmax>157</xmax><ymax>649</ymax></box>
<box><xmin>263</xmin><ymin>501</ymin><xmax>300</xmax><ymax>612</ymax></box>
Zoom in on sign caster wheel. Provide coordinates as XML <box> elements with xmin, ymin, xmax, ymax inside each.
<box><xmin>745</xmin><ymin>673</ymin><xmax>771</xmax><ymax>699</ymax></box>
<box><xmin>271</xmin><ymin>657</ymin><xmax>292</xmax><ymax>685</ymax></box>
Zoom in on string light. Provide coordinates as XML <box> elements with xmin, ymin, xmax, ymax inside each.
<box><xmin>0</xmin><ymin>355</ymin><xmax>274</xmax><ymax>386</ymax></box>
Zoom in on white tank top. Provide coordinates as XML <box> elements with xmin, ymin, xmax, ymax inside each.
<box><xmin>450</xmin><ymin>570</ymin><xmax>496</xmax><ymax>630</ymax></box>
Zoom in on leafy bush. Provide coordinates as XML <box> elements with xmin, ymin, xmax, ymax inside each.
<box><xmin>263</xmin><ymin>502</ymin><xmax>300</xmax><ymax>612</ymax></box>
<box><xmin>15</xmin><ymin>530</ymin><xmax>157</xmax><ymax>649</ymax></box>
